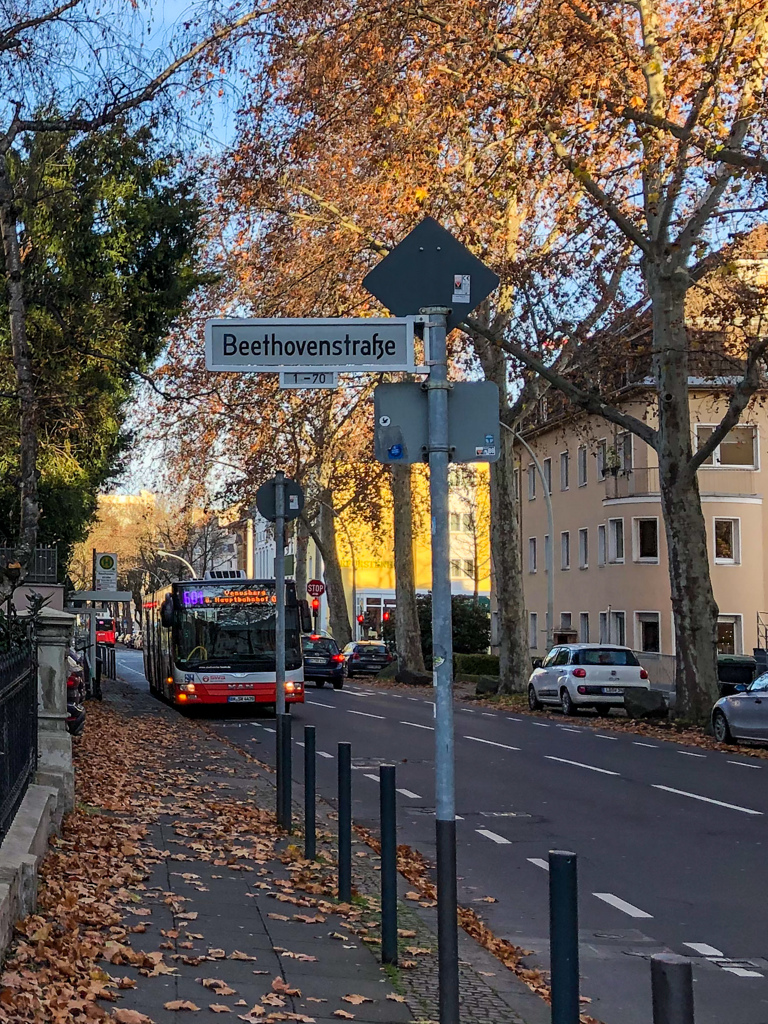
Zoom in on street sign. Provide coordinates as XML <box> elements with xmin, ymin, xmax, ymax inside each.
<box><xmin>307</xmin><ymin>579</ymin><xmax>325</xmax><ymax>597</ymax></box>
<box><xmin>94</xmin><ymin>553</ymin><xmax>118</xmax><ymax>590</ymax></box>
<box><xmin>206</xmin><ymin>317</ymin><xmax>415</xmax><ymax>373</ymax></box>
<box><xmin>280</xmin><ymin>371</ymin><xmax>338</xmax><ymax>389</ymax></box>
<box><xmin>374</xmin><ymin>381</ymin><xmax>501</xmax><ymax>464</ymax></box>
<box><xmin>362</xmin><ymin>217</ymin><xmax>500</xmax><ymax>331</ymax></box>
<box><xmin>255</xmin><ymin>477</ymin><xmax>305</xmax><ymax>523</ymax></box>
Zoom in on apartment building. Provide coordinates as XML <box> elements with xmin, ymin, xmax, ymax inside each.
<box><xmin>516</xmin><ymin>388</ymin><xmax>766</xmax><ymax>661</ymax></box>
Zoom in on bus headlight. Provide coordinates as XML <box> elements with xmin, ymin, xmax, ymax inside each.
<box><xmin>285</xmin><ymin>681</ymin><xmax>295</xmax><ymax>692</ymax></box>
<box><xmin>180</xmin><ymin>683</ymin><xmax>196</xmax><ymax>693</ymax></box>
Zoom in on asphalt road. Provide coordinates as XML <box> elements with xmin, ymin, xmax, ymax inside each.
<box><xmin>115</xmin><ymin>648</ymin><xmax>768</xmax><ymax>1024</ymax></box>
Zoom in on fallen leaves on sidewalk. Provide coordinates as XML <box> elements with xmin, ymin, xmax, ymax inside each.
<box><xmin>163</xmin><ymin>999</ymin><xmax>200</xmax><ymax>1011</ymax></box>
<box><xmin>341</xmin><ymin>994</ymin><xmax>372</xmax><ymax>1005</ymax></box>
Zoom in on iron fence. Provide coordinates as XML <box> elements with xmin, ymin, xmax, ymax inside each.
<box><xmin>0</xmin><ymin>546</ymin><xmax>58</xmax><ymax>583</ymax></box>
<box><xmin>0</xmin><ymin>644</ymin><xmax>37</xmax><ymax>844</ymax></box>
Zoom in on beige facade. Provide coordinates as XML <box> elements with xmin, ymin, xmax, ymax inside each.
<box><xmin>515</xmin><ymin>389</ymin><xmax>767</xmax><ymax>661</ymax></box>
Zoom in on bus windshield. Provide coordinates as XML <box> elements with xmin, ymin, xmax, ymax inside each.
<box><xmin>173</xmin><ymin>583</ymin><xmax>301</xmax><ymax>670</ymax></box>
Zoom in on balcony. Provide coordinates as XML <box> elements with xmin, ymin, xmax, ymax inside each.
<box><xmin>604</xmin><ymin>467</ymin><xmax>758</xmax><ymax>499</ymax></box>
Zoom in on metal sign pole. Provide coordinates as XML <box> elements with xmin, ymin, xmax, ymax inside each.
<box><xmin>275</xmin><ymin>470</ymin><xmax>286</xmax><ymax>716</ymax></box>
<box><xmin>422</xmin><ymin>305</ymin><xmax>459</xmax><ymax>1024</ymax></box>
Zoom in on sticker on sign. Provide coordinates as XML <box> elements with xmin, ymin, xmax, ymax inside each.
<box><xmin>206</xmin><ymin>317</ymin><xmax>415</xmax><ymax>373</ymax></box>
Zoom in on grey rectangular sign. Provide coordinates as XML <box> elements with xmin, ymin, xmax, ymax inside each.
<box><xmin>374</xmin><ymin>381</ymin><xmax>501</xmax><ymax>464</ymax></box>
<box><xmin>206</xmin><ymin>317</ymin><xmax>415</xmax><ymax>373</ymax></box>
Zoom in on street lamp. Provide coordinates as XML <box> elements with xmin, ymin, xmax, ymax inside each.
<box><xmin>156</xmin><ymin>551</ymin><xmax>197</xmax><ymax>578</ymax></box>
<box><xmin>500</xmin><ymin>422</ymin><xmax>554</xmax><ymax>651</ymax></box>
<box><xmin>319</xmin><ymin>502</ymin><xmax>358</xmax><ymax>641</ymax></box>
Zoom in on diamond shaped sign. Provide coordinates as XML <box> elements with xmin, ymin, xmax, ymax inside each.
<box><xmin>363</xmin><ymin>217</ymin><xmax>500</xmax><ymax>331</ymax></box>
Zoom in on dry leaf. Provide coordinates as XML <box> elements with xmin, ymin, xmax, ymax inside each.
<box><xmin>163</xmin><ymin>999</ymin><xmax>200</xmax><ymax>1011</ymax></box>
<box><xmin>474</xmin><ymin>896</ymin><xmax>497</xmax><ymax>903</ymax></box>
<box><xmin>210</xmin><ymin>1005</ymin><xmax>232</xmax><ymax>1013</ymax></box>
<box><xmin>333</xmin><ymin>1012</ymin><xmax>354</xmax><ymax>1020</ymax></box>
<box><xmin>208</xmin><ymin>948</ymin><xmax>227</xmax><ymax>958</ymax></box>
<box><xmin>404</xmin><ymin>946</ymin><xmax>432</xmax><ymax>955</ymax></box>
<box><xmin>272</xmin><ymin>976</ymin><xmax>301</xmax><ymax>996</ymax></box>
<box><xmin>397</xmin><ymin>929</ymin><xmax>416</xmax><ymax>938</ymax></box>
<box><xmin>341</xmin><ymin>995</ymin><xmax>372</xmax><ymax>1005</ymax></box>
<box><xmin>280</xmin><ymin>951</ymin><xmax>317</xmax><ymax>962</ymax></box>
<box><xmin>386</xmin><ymin>994</ymin><xmax>406</xmax><ymax>1003</ymax></box>
<box><xmin>267</xmin><ymin>913</ymin><xmax>289</xmax><ymax>921</ymax></box>
<box><xmin>230</xmin><ymin>950</ymin><xmax>258</xmax><ymax>961</ymax></box>
<box><xmin>113</xmin><ymin>1011</ymin><xmax>154</xmax><ymax>1024</ymax></box>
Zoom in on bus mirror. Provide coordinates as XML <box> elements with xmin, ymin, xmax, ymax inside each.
<box><xmin>299</xmin><ymin>599</ymin><xmax>312</xmax><ymax>633</ymax></box>
<box><xmin>160</xmin><ymin>595</ymin><xmax>174</xmax><ymax>629</ymax></box>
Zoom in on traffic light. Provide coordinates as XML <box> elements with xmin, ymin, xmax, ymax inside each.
<box><xmin>382</xmin><ymin>610</ymin><xmax>390</xmax><ymax>622</ymax></box>
<box><xmin>311</xmin><ymin>598</ymin><xmax>320</xmax><ymax>613</ymax></box>
<box><xmin>357</xmin><ymin>614</ymin><xmax>365</xmax><ymax>624</ymax></box>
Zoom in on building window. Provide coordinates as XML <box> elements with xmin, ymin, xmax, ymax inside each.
<box><xmin>544</xmin><ymin>534</ymin><xmax>551</xmax><ymax>573</ymax></box>
<box><xmin>450</xmin><ymin>557</ymin><xmax>475</xmax><ymax>579</ymax></box>
<box><xmin>618</xmin><ymin>431</ymin><xmax>633</xmax><ymax>473</ymax></box>
<box><xmin>717</xmin><ymin>615</ymin><xmax>743</xmax><ymax>655</ymax></box>
<box><xmin>578</xmin><ymin>445</ymin><xmax>588</xmax><ymax>487</ymax></box>
<box><xmin>560</xmin><ymin>531</ymin><xmax>570</xmax><ymax>570</ymax></box>
<box><xmin>608</xmin><ymin>518</ymin><xmax>624</xmax><ymax>562</ymax></box>
<box><xmin>579</xmin><ymin>612</ymin><xmax>590</xmax><ymax>643</ymax></box>
<box><xmin>543</xmin><ymin>458</ymin><xmax>552</xmax><ymax>494</ymax></box>
<box><xmin>528</xmin><ymin>464</ymin><xmax>536</xmax><ymax>500</ymax></box>
<box><xmin>450</xmin><ymin>512</ymin><xmax>472</xmax><ymax>533</ymax></box>
<box><xmin>714</xmin><ymin>518</ymin><xmax>740</xmax><ymax>564</ymax></box>
<box><xmin>597</xmin><ymin>524</ymin><xmax>606</xmax><ymax>566</ymax></box>
<box><xmin>597</xmin><ymin>439</ymin><xmax>607</xmax><ymax>481</ymax></box>
<box><xmin>560</xmin><ymin>451</ymin><xmax>569</xmax><ymax>490</ymax></box>
<box><xmin>634</xmin><ymin>518</ymin><xmax>659</xmax><ymax>562</ymax></box>
<box><xmin>696</xmin><ymin>424</ymin><xmax>757</xmax><ymax>468</ymax></box>
<box><xmin>578</xmin><ymin>528</ymin><xmax>588</xmax><ymax>569</ymax></box>
<box><xmin>513</xmin><ymin>468</ymin><xmax>520</xmax><ymax>501</ymax></box>
<box><xmin>610</xmin><ymin>611</ymin><xmax>626</xmax><ymax>646</ymax></box>
<box><xmin>599</xmin><ymin>611</ymin><xmax>608</xmax><ymax>643</ymax></box>
<box><xmin>528</xmin><ymin>537</ymin><xmax>538</xmax><ymax>573</ymax></box>
<box><xmin>636</xmin><ymin>612</ymin><xmax>661</xmax><ymax>653</ymax></box>
<box><xmin>529</xmin><ymin>612</ymin><xmax>539</xmax><ymax>649</ymax></box>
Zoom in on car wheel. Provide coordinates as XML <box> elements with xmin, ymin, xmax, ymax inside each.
<box><xmin>333</xmin><ymin>679</ymin><xmax>344</xmax><ymax>690</ymax></box>
<box><xmin>560</xmin><ymin>688</ymin><xmax>577</xmax><ymax>716</ymax></box>
<box><xmin>528</xmin><ymin>684</ymin><xmax>541</xmax><ymax>711</ymax></box>
<box><xmin>713</xmin><ymin>710</ymin><xmax>734</xmax><ymax>744</ymax></box>
<box><xmin>595</xmin><ymin>707</ymin><xmax>611</xmax><ymax>717</ymax></box>
<box><xmin>315</xmin><ymin>679</ymin><xmax>326</xmax><ymax>688</ymax></box>
<box><xmin>347</xmin><ymin>666</ymin><xmax>354</xmax><ymax>679</ymax></box>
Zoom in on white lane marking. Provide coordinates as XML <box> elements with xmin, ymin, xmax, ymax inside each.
<box><xmin>677</xmin><ymin>751</ymin><xmax>706</xmax><ymax>758</ymax></box>
<box><xmin>396</xmin><ymin>788</ymin><xmax>422</xmax><ymax>799</ymax></box>
<box><xmin>306</xmin><ymin>701</ymin><xmax>335</xmax><ymax>708</ymax></box>
<box><xmin>461</xmin><ymin>708</ymin><xmax>476</xmax><ymax>713</ymax></box>
<box><xmin>364</xmin><ymin>774</ymin><xmax>380</xmax><ymax>783</ymax></box>
<box><xmin>347</xmin><ymin>709</ymin><xmax>386</xmax><ymax>720</ymax></box>
<box><xmin>263</xmin><ymin>727</ymin><xmax>276</xmax><ymax>733</ymax></box>
<box><xmin>482</xmin><ymin>713</ymin><xmax>497</xmax><ymax>718</ymax></box>
<box><xmin>455</xmin><ymin>815</ymin><xmax>464</xmax><ymax>821</ymax></box>
<box><xmin>407</xmin><ymin>697</ymin><xmax>420</xmax><ymax>702</ymax></box>
<box><xmin>593</xmin><ymin>893</ymin><xmax>653</xmax><ymax>919</ymax></box>
<box><xmin>464</xmin><ymin>736</ymin><xmax>520</xmax><ymax>752</ymax></box>
<box><xmin>559</xmin><ymin>728</ymin><xmax>581</xmax><ymax>734</ymax></box>
<box><xmin>476</xmin><ymin>828</ymin><xmax>511</xmax><ymax>845</ymax></box>
<box><xmin>595</xmin><ymin>734</ymin><xmax>618</xmax><ymax>741</ymax></box>
<box><xmin>296</xmin><ymin>741</ymin><xmax>304</xmax><ymax>747</ymax></box>
<box><xmin>318</xmin><ymin>751</ymin><xmax>333</xmax><ymax>759</ymax></box>
<box><xmin>532</xmin><ymin>722</ymin><xmax>550</xmax><ymax>728</ymax></box>
<box><xmin>728</xmin><ymin>760</ymin><xmax>762</xmax><ymax>769</ymax></box>
<box><xmin>653</xmin><ymin>784</ymin><xmax>763</xmax><ymax>815</ymax></box>
<box><xmin>721</xmin><ymin>966</ymin><xmax>763</xmax><ymax>978</ymax></box>
<box><xmin>527</xmin><ymin>858</ymin><xmax>549</xmax><ymax>871</ymax></box>
<box><xmin>345</xmin><ymin>690</ymin><xmax>373</xmax><ymax>697</ymax></box>
<box><xmin>506</xmin><ymin>717</ymin><xmax>523</xmax><ymax>723</ymax></box>
<box><xmin>684</xmin><ymin>943</ymin><xmax>723</xmax><ymax>956</ymax></box>
<box><xmin>545</xmin><ymin>756</ymin><xmax>620</xmax><ymax>776</ymax></box>
<box><xmin>634</xmin><ymin>742</ymin><xmax>658</xmax><ymax>748</ymax></box>
<box><xmin>401</xmin><ymin>721</ymin><xmax>434</xmax><ymax>731</ymax></box>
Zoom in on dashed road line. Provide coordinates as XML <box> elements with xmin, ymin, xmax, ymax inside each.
<box><xmin>401</xmin><ymin>721</ymin><xmax>434</xmax><ymax>731</ymax></box>
<box><xmin>595</xmin><ymin>734</ymin><xmax>618</xmax><ymax>741</ymax></box>
<box><xmin>653</xmin><ymin>784</ymin><xmax>763</xmax><ymax>815</ymax></box>
<box><xmin>263</xmin><ymin>727</ymin><xmax>276</xmax><ymax>733</ymax></box>
<box><xmin>684</xmin><ymin>943</ymin><xmax>723</xmax><ymax>956</ymax></box>
<box><xmin>633</xmin><ymin>742</ymin><xmax>658</xmax><ymax>748</ymax></box>
<box><xmin>306</xmin><ymin>700</ymin><xmax>335</xmax><ymax>708</ymax></box>
<box><xmin>532</xmin><ymin>722</ymin><xmax>551</xmax><ymax>728</ymax></box>
<box><xmin>461</xmin><ymin>708</ymin><xmax>476</xmax><ymax>713</ymax></box>
<box><xmin>721</xmin><ymin>966</ymin><xmax>763</xmax><ymax>978</ymax></box>
<box><xmin>559</xmin><ymin>728</ymin><xmax>581</xmax><ymax>734</ymax></box>
<box><xmin>317</xmin><ymin>751</ymin><xmax>333</xmax><ymax>759</ymax></box>
<box><xmin>476</xmin><ymin>828</ymin><xmax>511</xmax><ymax>845</ymax></box>
<box><xmin>728</xmin><ymin>760</ymin><xmax>762</xmax><ymax>769</ymax></box>
<box><xmin>527</xmin><ymin>858</ymin><xmax>549</xmax><ymax>871</ymax></box>
<box><xmin>593</xmin><ymin>893</ymin><xmax>653</xmax><ymax>919</ymax></box>
<box><xmin>677</xmin><ymin>750</ymin><xmax>706</xmax><ymax>758</ymax></box>
<box><xmin>347</xmin><ymin>709</ymin><xmax>386</xmax><ymax>720</ymax></box>
<box><xmin>464</xmin><ymin>736</ymin><xmax>520</xmax><ymax>752</ymax></box>
<box><xmin>481</xmin><ymin>713</ymin><xmax>497</xmax><ymax>718</ymax></box>
<box><xmin>396</xmin><ymin>788</ymin><xmax>422</xmax><ymax>800</ymax></box>
<box><xmin>364</xmin><ymin>773</ymin><xmax>380</xmax><ymax>783</ymax></box>
<box><xmin>545</xmin><ymin>756</ymin><xmax>620</xmax><ymax>776</ymax></box>
<box><xmin>407</xmin><ymin>697</ymin><xmax>421</xmax><ymax>702</ymax></box>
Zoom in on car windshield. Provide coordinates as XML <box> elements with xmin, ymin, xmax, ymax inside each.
<box><xmin>574</xmin><ymin>648</ymin><xmax>640</xmax><ymax>666</ymax></box>
<box><xmin>303</xmin><ymin>637</ymin><xmax>338</xmax><ymax>654</ymax></box>
<box><xmin>96</xmin><ymin>619</ymin><xmax>113</xmax><ymax>630</ymax></box>
<box><xmin>360</xmin><ymin>644</ymin><xmax>388</xmax><ymax>655</ymax></box>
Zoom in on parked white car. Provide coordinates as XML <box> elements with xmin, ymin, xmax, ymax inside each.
<box><xmin>528</xmin><ymin>643</ymin><xmax>651</xmax><ymax>716</ymax></box>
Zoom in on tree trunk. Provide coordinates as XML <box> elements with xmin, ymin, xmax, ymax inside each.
<box><xmin>0</xmin><ymin>159</ymin><xmax>38</xmax><ymax>559</ymax></box>
<box><xmin>318</xmin><ymin>498</ymin><xmax>352</xmax><ymax>646</ymax></box>
<box><xmin>649</xmin><ymin>262</ymin><xmax>719</xmax><ymax>721</ymax></box>
<box><xmin>473</xmin><ymin>340</ymin><xmax>529</xmax><ymax>693</ymax></box>
<box><xmin>294</xmin><ymin>516</ymin><xmax>309</xmax><ymax>599</ymax></box>
<box><xmin>390</xmin><ymin>464</ymin><xmax>425</xmax><ymax>673</ymax></box>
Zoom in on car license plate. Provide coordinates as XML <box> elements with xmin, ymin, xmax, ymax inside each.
<box><xmin>228</xmin><ymin>695</ymin><xmax>255</xmax><ymax>703</ymax></box>
<box><xmin>603</xmin><ymin>687</ymin><xmax>623</xmax><ymax>695</ymax></box>
<box><xmin>306</xmin><ymin>658</ymin><xmax>325</xmax><ymax>664</ymax></box>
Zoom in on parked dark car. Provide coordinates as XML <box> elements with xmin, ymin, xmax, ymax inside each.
<box><xmin>302</xmin><ymin>634</ymin><xmax>345</xmax><ymax>689</ymax></box>
<box><xmin>342</xmin><ymin>641</ymin><xmax>394</xmax><ymax>677</ymax></box>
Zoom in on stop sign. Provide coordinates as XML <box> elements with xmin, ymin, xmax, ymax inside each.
<box><xmin>307</xmin><ymin>579</ymin><xmax>325</xmax><ymax>597</ymax></box>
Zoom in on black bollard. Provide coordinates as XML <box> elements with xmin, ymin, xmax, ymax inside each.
<box><xmin>338</xmin><ymin>741</ymin><xmax>352</xmax><ymax>902</ymax></box>
<box><xmin>276</xmin><ymin>712</ymin><xmax>284</xmax><ymax>824</ymax></box>
<box><xmin>651</xmin><ymin>955</ymin><xmax>695</xmax><ymax>1024</ymax></box>
<box><xmin>304</xmin><ymin>726</ymin><xmax>316</xmax><ymax>860</ymax></box>
<box><xmin>379</xmin><ymin>764</ymin><xmax>398</xmax><ymax>965</ymax></box>
<box><xmin>549</xmin><ymin>850</ymin><xmax>579</xmax><ymax>1024</ymax></box>
<box><xmin>279</xmin><ymin>713</ymin><xmax>292</xmax><ymax>832</ymax></box>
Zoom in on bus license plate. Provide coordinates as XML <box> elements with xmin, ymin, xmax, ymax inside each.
<box><xmin>603</xmin><ymin>687</ymin><xmax>623</xmax><ymax>695</ymax></box>
<box><xmin>228</xmin><ymin>695</ymin><xmax>256</xmax><ymax>703</ymax></box>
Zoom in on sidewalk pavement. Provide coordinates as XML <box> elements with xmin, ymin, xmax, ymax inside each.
<box><xmin>0</xmin><ymin>681</ymin><xmax>550</xmax><ymax>1024</ymax></box>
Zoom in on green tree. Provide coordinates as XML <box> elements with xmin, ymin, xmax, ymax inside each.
<box><xmin>0</xmin><ymin>123</ymin><xmax>207</xmax><ymax>570</ymax></box>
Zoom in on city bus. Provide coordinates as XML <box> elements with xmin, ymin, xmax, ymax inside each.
<box><xmin>142</xmin><ymin>574</ymin><xmax>311</xmax><ymax>709</ymax></box>
<box><xmin>95</xmin><ymin>617</ymin><xmax>116</xmax><ymax>645</ymax></box>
